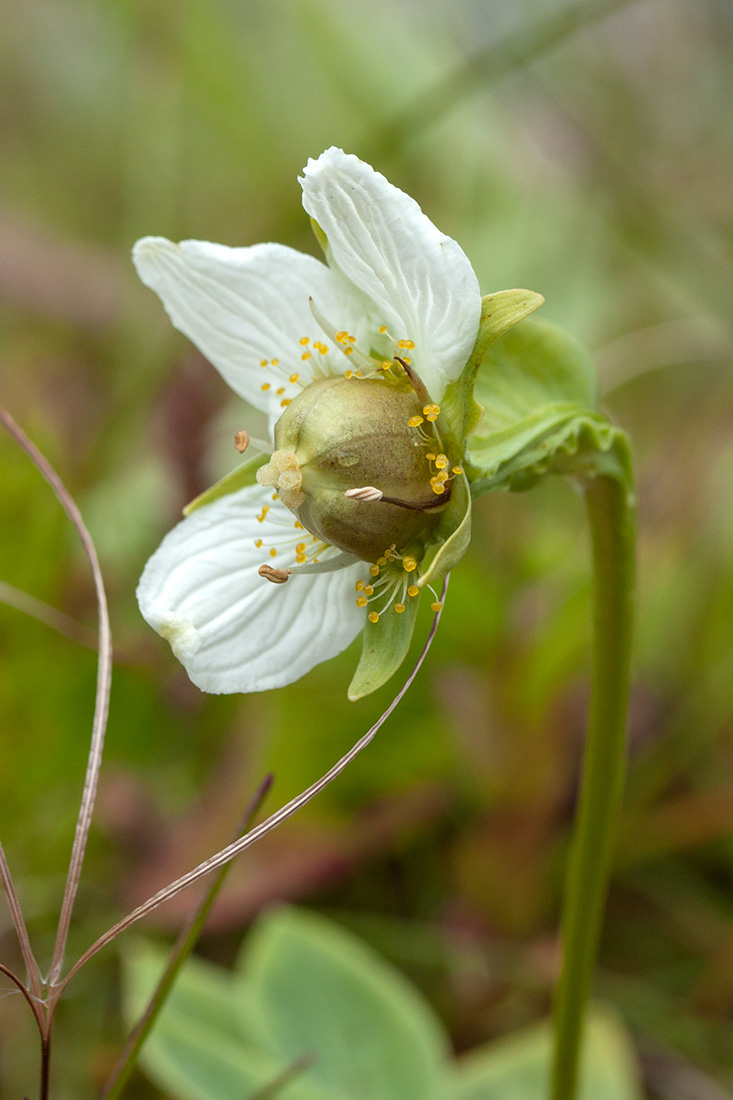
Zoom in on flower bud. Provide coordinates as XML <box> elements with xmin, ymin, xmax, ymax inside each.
<box><xmin>267</xmin><ymin>376</ymin><xmax>448</xmax><ymax>561</ymax></box>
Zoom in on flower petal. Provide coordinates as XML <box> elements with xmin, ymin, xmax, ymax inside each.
<box><xmin>137</xmin><ymin>485</ymin><xmax>365</xmax><ymax>693</ymax></box>
<box><xmin>132</xmin><ymin>237</ymin><xmax>366</xmax><ymax>428</ymax></box>
<box><xmin>300</xmin><ymin>148</ymin><xmax>481</xmax><ymax>400</ymax></box>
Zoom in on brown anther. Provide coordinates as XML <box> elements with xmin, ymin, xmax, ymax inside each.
<box><xmin>258</xmin><ymin>564</ymin><xmax>290</xmax><ymax>584</ymax></box>
<box><xmin>234</xmin><ymin>430</ymin><xmax>250</xmax><ymax>453</ymax></box>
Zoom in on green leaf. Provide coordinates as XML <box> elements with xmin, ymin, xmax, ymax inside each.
<box><xmin>442</xmin><ymin>289</ymin><xmax>545</xmax><ymax>442</ymax></box>
<box><xmin>348</xmin><ymin>589</ymin><xmax>419</xmax><ymax>701</ymax></box>
<box><xmin>238</xmin><ymin>907</ymin><xmax>451</xmax><ymax>1100</ymax></box>
<box><xmin>451</xmin><ymin>1007</ymin><xmax>643</xmax><ymax>1100</ymax></box>
<box><xmin>471</xmin><ymin>317</ymin><xmax>597</xmax><ymax>432</ymax></box>
<box><xmin>123</xmin><ymin>941</ymin><xmax>337</xmax><ymax>1100</ymax></box>
<box><xmin>464</xmin><ymin>318</ymin><xmax>633</xmax><ymax>499</ymax></box>
<box><xmin>183</xmin><ymin>453</ymin><xmax>270</xmax><ymax>516</ymax></box>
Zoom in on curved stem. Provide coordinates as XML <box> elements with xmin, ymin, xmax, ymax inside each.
<box><xmin>550</xmin><ymin>474</ymin><xmax>635</xmax><ymax>1100</ymax></box>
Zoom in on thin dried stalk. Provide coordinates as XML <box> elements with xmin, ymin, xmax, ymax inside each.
<box><xmin>60</xmin><ymin>577</ymin><xmax>449</xmax><ymax>994</ymax></box>
<box><xmin>0</xmin><ymin>409</ymin><xmax>113</xmax><ymax>990</ymax></box>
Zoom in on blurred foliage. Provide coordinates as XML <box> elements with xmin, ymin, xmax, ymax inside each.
<box><xmin>0</xmin><ymin>0</ymin><xmax>732</xmax><ymax>1097</ymax></box>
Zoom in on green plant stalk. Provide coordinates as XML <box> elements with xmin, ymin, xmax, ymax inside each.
<box><xmin>551</xmin><ymin>472</ymin><xmax>635</xmax><ymax>1100</ymax></box>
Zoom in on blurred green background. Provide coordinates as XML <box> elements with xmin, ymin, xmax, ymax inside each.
<box><xmin>1</xmin><ymin>0</ymin><xmax>732</xmax><ymax>1095</ymax></box>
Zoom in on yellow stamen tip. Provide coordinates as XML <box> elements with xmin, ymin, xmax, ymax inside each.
<box><xmin>356</xmin><ymin>596</ymin><xmax>368</xmax><ymax>608</ymax></box>
<box><xmin>368</xmin><ymin>611</ymin><xmax>380</xmax><ymax>624</ymax></box>
<box><xmin>395</xmin><ymin>603</ymin><xmax>405</xmax><ymax>613</ymax></box>
<box><xmin>289</xmin><ymin>373</ymin><xmax>300</xmax><ymax>383</ymax></box>
<box><xmin>379</xmin><ymin>325</ymin><xmax>388</xmax><ymax>334</ymax></box>
<box><xmin>408</xmin><ymin>416</ymin><xmax>424</xmax><ymax>428</ymax></box>
<box><xmin>299</xmin><ymin>337</ymin><xmax>309</xmax><ymax>346</ymax></box>
<box><xmin>403</xmin><ymin>556</ymin><xmax>417</xmax><ymax>572</ymax></box>
<box><xmin>271</xmin><ymin>359</ymin><xmax>279</xmax><ymax>366</ymax></box>
<box><xmin>259</xmin><ymin>358</ymin><xmax>268</xmax><ymax>367</ymax></box>
<box><xmin>270</xmin><ymin>548</ymin><xmax>277</xmax><ymax>558</ymax></box>
<box><xmin>355</xmin><ymin>581</ymin><xmax>364</xmax><ymax>591</ymax></box>
<box><xmin>369</xmin><ymin>564</ymin><xmax>380</xmax><ymax>576</ymax></box>
<box><xmin>431</xmin><ymin>601</ymin><xmax>442</xmax><ymax>613</ymax></box>
<box><xmin>407</xmin><ymin>585</ymin><xmax>419</xmax><ymax>598</ymax></box>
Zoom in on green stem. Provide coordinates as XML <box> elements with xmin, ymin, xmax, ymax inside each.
<box><xmin>551</xmin><ymin>473</ymin><xmax>635</xmax><ymax>1100</ymax></box>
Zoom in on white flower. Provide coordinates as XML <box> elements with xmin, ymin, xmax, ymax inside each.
<box><xmin>133</xmin><ymin>147</ymin><xmax>481</xmax><ymax>696</ymax></box>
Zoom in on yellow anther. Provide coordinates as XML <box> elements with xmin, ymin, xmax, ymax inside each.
<box><xmin>276</xmin><ymin>387</ymin><xmax>285</xmax><ymax>395</ymax></box>
<box><xmin>369</xmin><ymin>564</ymin><xmax>380</xmax><ymax>576</ymax></box>
<box><xmin>271</xmin><ymin>358</ymin><xmax>279</xmax><ymax>366</ymax></box>
<box><xmin>289</xmin><ymin>373</ymin><xmax>300</xmax><ymax>383</ymax></box>
<box><xmin>356</xmin><ymin>595</ymin><xmax>368</xmax><ymax>608</ymax></box>
<box><xmin>255</xmin><ymin>538</ymin><xmax>263</xmax><ymax>548</ymax></box>
<box><xmin>256</xmin><ymin>506</ymin><xmax>270</xmax><ymax>523</ymax></box>
<box><xmin>354</xmin><ymin>370</ymin><xmax>363</xmax><ymax>378</ymax></box>
<box><xmin>280</xmin><ymin>398</ymin><xmax>291</xmax><ymax>407</ymax></box>
<box><xmin>403</xmin><ymin>556</ymin><xmax>418</xmax><ymax>572</ymax></box>
<box><xmin>355</xmin><ymin>580</ymin><xmax>364</xmax><ymax>592</ymax></box>
<box><xmin>318</xmin><ymin>344</ymin><xmax>329</xmax><ymax>354</ymax></box>
<box><xmin>296</xmin><ymin>543</ymin><xmax>306</xmax><ymax>553</ymax></box>
<box><xmin>295</xmin><ymin>521</ymin><xmax>304</xmax><ymax>528</ymax></box>
<box><xmin>299</xmin><ymin>336</ymin><xmax>309</xmax><ymax>346</ymax></box>
<box><xmin>452</xmin><ymin>465</ymin><xmax>464</xmax><ymax>475</ymax></box>
<box><xmin>347</xmin><ymin>334</ymin><xmax>356</xmax><ymax>343</ymax></box>
<box><xmin>272</xmin><ymin>492</ymin><xmax>278</xmax><ymax>500</ymax></box>
<box><xmin>260</xmin><ymin>358</ymin><xmax>268</xmax><ymax>367</ymax></box>
<box><xmin>402</xmin><ymin>358</ymin><xmax>412</xmax><ymax>365</ymax></box>
<box><xmin>381</xmin><ymin>360</ymin><xmax>392</xmax><ymax>370</ymax></box>
<box><xmin>430</xmin><ymin>478</ymin><xmax>445</xmax><ymax>495</ymax></box>
<box><xmin>408</xmin><ymin>415</ymin><xmax>424</xmax><ymax>428</ymax></box>
<box><xmin>363</xmin><ymin>585</ymin><xmax>374</xmax><ymax>596</ymax></box>
<box><xmin>379</xmin><ymin>325</ymin><xmax>388</xmax><ymax>334</ymax></box>
<box><xmin>368</xmin><ymin>611</ymin><xmax>380</xmax><ymax>624</ymax></box>
<box><xmin>296</xmin><ymin>553</ymin><xmax>306</xmax><ymax>563</ymax></box>
<box><xmin>270</xmin><ymin>547</ymin><xmax>277</xmax><ymax>558</ymax></box>
<box><xmin>423</xmin><ymin>403</ymin><xmax>441</xmax><ymax>421</ymax></box>
<box><xmin>343</xmin><ymin>346</ymin><xmax>354</xmax><ymax>356</ymax></box>
<box><xmin>377</xmin><ymin>557</ymin><xmax>388</xmax><ymax>566</ymax></box>
<box><xmin>335</xmin><ymin>331</ymin><xmax>347</xmax><ymax>342</ymax></box>
<box><xmin>301</xmin><ymin>351</ymin><xmax>311</xmax><ymax>361</ymax></box>
<box><xmin>407</xmin><ymin>585</ymin><xmax>419</xmax><ymax>598</ymax></box>
<box><xmin>426</xmin><ymin>452</ymin><xmax>435</xmax><ymax>461</ymax></box>
<box><xmin>398</xmin><ymin>339</ymin><xmax>408</xmax><ymax>349</ymax></box>
<box><xmin>261</xmin><ymin>383</ymin><xmax>271</xmax><ymax>391</ymax></box>
<box><xmin>395</xmin><ymin>603</ymin><xmax>406</xmax><ymax>613</ymax></box>
<box><xmin>345</xmin><ymin>370</ymin><xmax>353</xmax><ymax>379</ymax></box>
<box><xmin>435</xmin><ymin>454</ymin><xmax>448</xmax><ymax>470</ymax></box>
<box><xmin>404</xmin><ymin>339</ymin><xmax>415</xmax><ymax>350</ymax></box>
<box><xmin>431</xmin><ymin>601</ymin><xmax>443</xmax><ymax>613</ymax></box>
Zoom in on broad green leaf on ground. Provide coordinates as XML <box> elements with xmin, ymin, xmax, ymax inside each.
<box><xmin>123</xmin><ymin>941</ymin><xmax>343</xmax><ymax>1100</ymax></box>
<box><xmin>451</xmin><ymin>1007</ymin><xmax>643</xmax><ymax>1100</ymax></box>
<box><xmin>238</xmin><ymin>907</ymin><xmax>451</xmax><ymax>1100</ymax></box>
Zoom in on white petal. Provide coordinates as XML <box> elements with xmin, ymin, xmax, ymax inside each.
<box><xmin>132</xmin><ymin>237</ymin><xmax>366</xmax><ymax>428</ymax></box>
<box><xmin>137</xmin><ymin>485</ymin><xmax>365</xmax><ymax>693</ymax></box>
<box><xmin>300</xmin><ymin>148</ymin><xmax>481</xmax><ymax>400</ymax></box>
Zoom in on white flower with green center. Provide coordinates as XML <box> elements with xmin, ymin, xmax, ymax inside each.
<box><xmin>133</xmin><ymin>147</ymin><xmax>543</xmax><ymax>699</ymax></box>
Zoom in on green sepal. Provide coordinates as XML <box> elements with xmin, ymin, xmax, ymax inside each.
<box><xmin>442</xmin><ymin>289</ymin><xmax>545</xmax><ymax>443</ymax></box>
<box><xmin>182</xmin><ymin>453</ymin><xmax>270</xmax><ymax>516</ymax></box>
<box><xmin>348</xmin><ymin>592</ymin><xmax>419</xmax><ymax>701</ymax></box>
<box><xmin>418</xmin><ymin>470</ymin><xmax>471</xmax><ymax>590</ymax></box>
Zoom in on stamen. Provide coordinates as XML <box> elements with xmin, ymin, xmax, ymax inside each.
<box><xmin>369</xmin><ymin>611</ymin><xmax>379</xmax><ymax>624</ymax></box>
<box><xmin>234</xmin><ymin>430</ymin><xmax>250</xmax><ymax>453</ymax></box>
<box><xmin>345</xmin><ymin>486</ymin><xmax>384</xmax><ymax>502</ymax></box>
<box><xmin>423</xmin><ymin>403</ymin><xmax>441</xmax><ymax>422</ymax></box>
<box><xmin>258</xmin><ymin>564</ymin><xmax>289</xmax><ymax>584</ymax></box>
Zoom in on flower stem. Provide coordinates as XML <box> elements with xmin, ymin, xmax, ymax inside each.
<box><xmin>550</xmin><ymin>472</ymin><xmax>635</xmax><ymax>1100</ymax></box>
